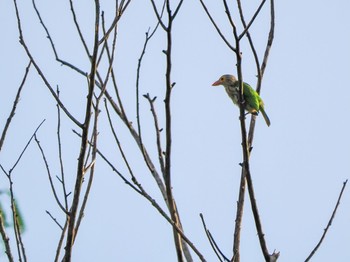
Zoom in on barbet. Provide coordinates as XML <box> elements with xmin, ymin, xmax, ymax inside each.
<box><xmin>212</xmin><ymin>74</ymin><xmax>271</xmax><ymax>127</ymax></box>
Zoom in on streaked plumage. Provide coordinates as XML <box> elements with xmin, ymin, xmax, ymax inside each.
<box><xmin>212</xmin><ymin>74</ymin><xmax>270</xmax><ymax>126</ymax></box>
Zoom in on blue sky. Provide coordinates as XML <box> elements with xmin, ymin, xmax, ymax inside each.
<box><xmin>1</xmin><ymin>0</ymin><xmax>350</xmax><ymax>261</ymax></box>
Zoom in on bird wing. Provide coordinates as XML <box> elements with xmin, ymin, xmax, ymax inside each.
<box><xmin>243</xmin><ymin>82</ymin><xmax>260</xmax><ymax>113</ymax></box>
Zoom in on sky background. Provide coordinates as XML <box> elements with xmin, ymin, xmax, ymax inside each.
<box><xmin>1</xmin><ymin>0</ymin><xmax>350</xmax><ymax>261</ymax></box>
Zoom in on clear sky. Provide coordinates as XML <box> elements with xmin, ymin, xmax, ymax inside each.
<box><xmin>1</xmin><ymin>0</ymin><xmax>350</xmax><ymax>261</ymax></box>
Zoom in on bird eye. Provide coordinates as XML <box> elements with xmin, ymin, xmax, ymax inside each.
<box><xmin>220</xmin><ymin>77</ymin><xmax>224</xmax><ymax>81</ymax></box>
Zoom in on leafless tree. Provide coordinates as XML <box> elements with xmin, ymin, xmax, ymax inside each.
<box><xmin>0</xmin><ymin>1</ymin><xmax>347</xmax><ymax>261</ymax></box>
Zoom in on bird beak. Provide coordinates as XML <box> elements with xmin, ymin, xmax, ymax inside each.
<box><xmin>212</xmin><ymin>79</ymin><xmax>221</xmax><ymax>86</ymax></box>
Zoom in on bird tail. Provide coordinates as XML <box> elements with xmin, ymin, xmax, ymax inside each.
<box><xmin>260</xmin><ymin>107</ymin><xmax>271</xmax><ymax>127</ymax></box>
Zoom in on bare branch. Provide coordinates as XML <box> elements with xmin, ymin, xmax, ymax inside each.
<box><xmin>45</xmin><ymin>210</ymin><xmax>64</xmax><ymax>230</ymax></box>
<box><xmin>172</xmin><ymin>0</ymin><xmax>184</xmax><ymax>19</ymax></box>
<box><xmin>68</xmin><ymin>0</ymin><xmax>91</xmax><ymax>57</ymax></box>
<box><xmin>149</xmin><ymin>0</ymin><xmax>167</xmax><ymax>31</ymax></box>
<box><xmin>98</xmin><ymin>0</ymin><xmax>131</xmax><ymax>45</ymax></box>
<box><xmin>54</xmin><ymin>220</ymin><xmax>68</xmax><ymax>262</ymax></box>
<box><xmin>10</xmin><ymin>120</ymin><xmax>45</xmax><ymax>173</ymax></box>
<box><xmin>35</xmin><ymin>135</ymin><xmax>68</xmax><ymax>214</ymax></box>
<box><xmin>305</xmin><ymin>180</ymin><xmax>348</xmax><ymax>262</ymax></box>
<box><xmin>0</xmin><ymin>210</ymin><xmax>14</xmax><ymax>262</ymax></box>
<box><xmin>162</xmin><ymin>1</ymin><xmax>184</xmax><ymax>259</ymax></box>
<box><xmin>232</xmin><ymin>170</ymin><xmax>246</xmax><ymax>262</ymax></box>
<box><xmin>0</xmin><ymin>61</ymin><xmax>31</xmax><ymax>152</ymax></box>
<box><xmin>135</xmin><ymin>23</ymin><xmax>163</xmax><ymax>170</ymax></box>
<box><xmin>260</xmin><ymin>0</ymin><xmax>275</xmax><ymax>82</ymax></box>
<box><xmin>56</xmin><ymin>87</ymin><xmax>69</xmax><ymax>210</ymax></box>
<box><xmin>238</xmin><ymin>0</ymin><xmax>267</xmax><ymax>40</ymax></box>
<box><xmin>95</xmin><ymin>144</ymin><xmax>207</xmax><ymax>262</ymax></box>
<box><xmin>144</xmin><ymin>94</ymin><xmax>166</xmax><ymax>177</ymax></box>
<box><xmin>198</xmin><ymin>0</ymin><xmax>236</xmax><ymax>52</ymax></box>
<box><xmin>64</xmin><ymin>1</ymin><xmax>101</xmax><ymax>260</ymax></box>
<box><xmin>200</xmin><ymin>213</ymin><xmax>229</xmax><ymax>262</ymax></box>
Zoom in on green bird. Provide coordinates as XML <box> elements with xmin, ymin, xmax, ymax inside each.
<box><xmin>212</xmin><ymin>74</ymin><xmax>271</xmax><ymax>126</ymax></box>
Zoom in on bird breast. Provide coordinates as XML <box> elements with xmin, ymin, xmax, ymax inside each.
<box><xmin>225</xmin><ymin>85</ymin><xmax>239</xmax><ymax>105</ymax></box>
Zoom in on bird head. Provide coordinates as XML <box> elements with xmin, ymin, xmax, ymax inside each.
<box><xmin>212</xmin><ymin>74</ymin><xmax>237</xmax><ymax>87</ymax></box>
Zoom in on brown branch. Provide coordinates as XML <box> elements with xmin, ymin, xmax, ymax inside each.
<box><xmin>259</xmin><ymin>0</ymin><xmax>275</xmax><ymax>84</ymax></box>
<box><xmin>0</xmin><ymin>61</ymin><xmax>31</xmax><ymax>152</ymax></box>
<box><xmin>4</xmin><ymin>121</ymin><xmax>45</xmax><ymax>262</ymax></box>
<box><xmin>198</xmin><ymin>0</ymin><xmax>236</xmax><ymax>52</ymax></box>
<box><xmin>54</xmin><ymin>220</ymin><xmax>68</xmax><ymax>262</ymax></box>
<box><xmin>95</xmin><ymin>144</ymin><xmax>207</xmax><ymax>262</ymax></box>
<box><xmin>45</xmin><ymin>210</ymin><xmax>64</xmax><ymax>230</ymax></box>
<box><xmin>220</xmin><ymin>1</ymin><xmax>276</xmax><ymax>260</ymax></box>
<box><xmin>149</xmin><ymin>0</ymin><xmax>167</xmax><ymax>31</ymax></box>
<box><xmin>104</xmin><ymin>89</ymin><xmax>168</xmax><ymax>199</ymax></box>
<box><xmin>15</xmin><ymin>0</ymin><xmax>82</xmax><ymax>128</ymax></box>
<box><xmin>68</xmin><ymin>0</ymin><xmax>91</xmax><ymax>57</ymax></box>
<box><xmin>234</xmin><ymin>30</ymin><xmax>272</xmax><ymax>262</ymax></box>
<box><xmin>238</xmin><ymin>0</ymin><xmax>267</xmax><ymax>41</ymax></box>
<box><xmin>34</xmin><ymin>134</ymin><xmax>68</xmax><ymax>214</ymax></box>
<box><xmin>172</xmin><ymin>0</ymin><xmax>184</xmax><ymax>19</ymax></box>
<box><xmin>9</xmin><ymin>120</ymin><xmax>45</xmax><ymax>173</ymax></box>
<box><xmin>232</xmin><ymin>169</ymin><xmax>246</xmax><ymax>262</ymax></box>
<box><xmin>200</xmin><ymin>213</ymin><xmax>229</xmax><ymax>262</ymax></box>
<box><xmin>0</xmin><ymin>206</ymin><xmax>14</xmax><ymax>261</ymax></box>
<box><xmin>163</xmin><ymin>1</ymin><xmax>184</xmax><ymax>260</ymax></box>
<box><xmin>63</xmin><ymin>1</ymin><xmax>100</xmax><ymax>261</ymax></box>
<box><xmin>98</xmin><ymin>0</ymin><xmax>131</xmax><ymax>45</ymax></box>
<box><xmin>305</xmin><ymin>180</ymin><xmax>348</xmax><ymax>262</ymax></box>
<box><xmin>232</xmin><ymin>2</ymin><xmax>275</xmax><ymax>258</ymax></box>
<box><xmin>222</xmin><ymin>2</ymin><xmax>252</xmax><ymax>261</ymax></box>
<box><xmin>143</xmin><ymin>94</ymin><xmax>166</xmax><ymax>177</ymax></box>
<box><xmin>75</xmin><ymin>120</ymin><xmax>206</xmax><ymax>261</ymax></box>
<box><xmin>236</xmin><ymin>0</ymin><xmax>261</xmax><ymax>85</ymax></box>
<box><xmin>135</xmin><ymin>11</ymin><xmax>165</xmax><ymax>176</ymax></box>
<box><xmin>56</xmin><ymin>87</ymin><xmax>69</xmax><ymax>210</ymax></box>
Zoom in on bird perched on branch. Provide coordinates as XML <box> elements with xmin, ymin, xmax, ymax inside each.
<box><xmin>212</xmin><ymin>74</ymin><xmax>270</xmax><ymax>126</ymax></box>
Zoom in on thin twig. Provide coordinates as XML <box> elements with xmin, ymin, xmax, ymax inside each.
<box><xmin>0</xmin><ymin>61</ymin><xmax>31</xmax><ymax>152</ymax></box>
<box><xmin>200</xmin><ymin>213</ymin><xmax>229</xmax><ymax>262</ymax></box>
<box><xmin>74</xmin><ymin>124</ymin><xmax>206</xmax><ymax>261</ymax></box>
<box><xmin>15</xmin><ymin>0</ymin><xmax>82</xmax><ymax>127</ymax></box>
<box><xmin>198</xmin><ymin>0</ymin><xmax>236</xmax><ymax>52</ymax></box>
<box><xmin>95</xmin><ymin>145</ymin><xmax>207</xmax><ymax>262</ymax></box>
<box><xmin>98</xmin><ymin>0</ymin><xmax>131</xmax><ymax>45</ymax></box>
<box><xmin>135</xmin><ymin>10</ymin><xmax>165</xmax><ymax>177</ymax></box>
<box><xmin>149</xmin><ymin>0</ymin><xmax>167</xmax><ymax>31</ymax></box>
<box><xmin>9</xmin><ymin>120</ymin><xmax>45</xmax><ymax>173</ymax></box>
<box><xmin>45</xmin><ymin>210</ymin><xmax>64</xmax><ymax>230</ymax></box>
<box><xmin>68</xmin><ymin>0</ymin><xmax>91</xmax><ymax>57</ymax></box>
<box><xmin>104</xmin><ymin>100</ymin><xmax>140</xmax><ymax>184</ymax></box>
<box><xmin>103</xmin><ymin>89</ymin><xmax>168</xmax><ymax>199</ymax></box>
<box><xmin>54</xmin><ymin>219</ymin><xmax>68</xmax><ymax>262</ymax></box>
<box><xmin>259</xmin><ymin>0</ymin><xmax>275</xmax><ymax>86</ymax></box>
<box><xmin>238</xmin><ymin>0</ymin><xmax>267</xmax><ymax>40</ymax></box>
<box><xmin>143</xmin><ymin>94</ymin><xmax>166</xmax><ymax>177</ymax></box>
<box><xmin>34</xmin><ymin>134</ymin><xmax>68</xmax><ymax>214</ymax></box>
<box><xmin>305</xmin><ymin>180</ymin><xmax>348</xmax><ymax>262</ymax></box>
<box><xmin>56</xmin><ymin>87</ymin><xmax>69</xmax><ymax>210</ymax></box>
<box><xmin>0</xmin><ymin>208</ymin><xmax>14</xmax><ymax>261</ymax></box>
<box><xmin>0</xmin><ymin>120</ymin><xmax>44</xmax><ymax>261</ymax></box>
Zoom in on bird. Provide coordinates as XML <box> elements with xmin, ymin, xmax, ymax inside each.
<box><xmin>212</xmin><ymin>74</ymin><xmax>271</xmax><ymax>126</ymax></box>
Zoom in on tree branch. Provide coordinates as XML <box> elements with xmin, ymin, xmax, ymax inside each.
<box><xmin>64</xmin><ymin>1</ymin><xmax>100</xmax><ymax>260</ymax></box>
<box><xmin>305</xmin><ymin>180</ymin><xmax>348</xmax><ymax>262</ymax></box>
<box><xmin>0</xmin><ymin>61</ymin><xmax>31</xmax><ymax>152</ymax></box>
<box><xmin>198</xmin><ymin>0</ymin><xmax>236</xmax><ymax>52</ymax></box>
